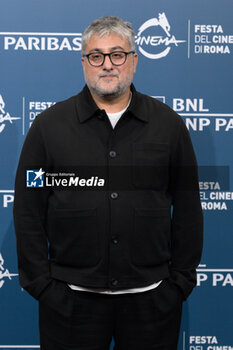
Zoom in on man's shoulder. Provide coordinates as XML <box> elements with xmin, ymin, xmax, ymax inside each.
<box><xmin>135</xmin><ymin>89</ymin><xmax>182</xmax><ymax>124</ymax></box>
<box><xmin>34</xmin><ymin>94</ymin><xmax>78</xmax><ymax>125</ymax></box>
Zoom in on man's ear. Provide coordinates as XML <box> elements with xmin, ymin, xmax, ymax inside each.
<box><xmin>133</xmin><ymin>52</ymin><xmax>138</xmax><ymax>74</ymax></box>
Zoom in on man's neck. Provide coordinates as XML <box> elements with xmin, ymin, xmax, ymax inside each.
<box><xmin>90</xmin><ymin>88</ymin><xmax>131</xmax><ymax>113</ymax></box>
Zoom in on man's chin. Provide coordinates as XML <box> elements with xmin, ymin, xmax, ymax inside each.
<box><xmin>91</xmin><ymin>85</ymin><xmax>122</xmax><ymax>98</ymax></box>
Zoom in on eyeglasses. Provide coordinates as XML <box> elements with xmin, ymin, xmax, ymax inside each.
<box><xmin>82</xmin><ymin>51</ymin><xmax>135</xmax><ymax>67</ymax></box>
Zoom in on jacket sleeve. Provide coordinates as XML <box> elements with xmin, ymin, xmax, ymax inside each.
<box><xmin>169</xmin><ymin>117</ymin><xmax>203</xmax><ymax>300</ymax></box>
<box><xmin>13</xmin><ymin>117</ymin><xmax>73</xmax><ymax>317</ymax></box>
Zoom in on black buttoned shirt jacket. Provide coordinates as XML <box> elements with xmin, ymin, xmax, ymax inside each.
<box><xmin>14</xmin><ymin>84</ymin><xmax>203</xmax><ymax>316</ymax></box>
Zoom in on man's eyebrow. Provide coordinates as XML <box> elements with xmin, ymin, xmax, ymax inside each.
<box><xmin>88</xmin><ymin>46</ymin><xmax>125</xmax><ymax>53</ymax></box>
<box><xmin>110</xmin><ymin>46</ymin><xmax>125</xmax><ymax>51</ymax></box>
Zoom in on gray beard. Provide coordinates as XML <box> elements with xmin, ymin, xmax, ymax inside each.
<box><xmin>87</xmin><ymin>81</ymin><xmax>130</xmax><ymax>100</ymax></box>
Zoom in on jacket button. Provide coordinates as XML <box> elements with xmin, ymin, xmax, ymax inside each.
<box><xmin>111</xmin><ymin>192</ymin><xmax>118</xmax><ymax>199</ymax></box>
<box><xmin>112</xmin><ymin>236</ymin><xmax>119</xmax><ymax>244</ymax></box>
<box><xmin>109</xmin><ymin>150</ymin><xmax>116</xmax><ymax>158</ymax></box>
<box><xmin>111</xmin><ymin>279</ymin><xmax>118</xmax><ymax>286</ymax></box>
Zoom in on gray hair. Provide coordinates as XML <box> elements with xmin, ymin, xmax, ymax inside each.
<box><xmin>81</xmin><ymin>16</ymin><xmax>136</xmax><ymax>54</ymax></box>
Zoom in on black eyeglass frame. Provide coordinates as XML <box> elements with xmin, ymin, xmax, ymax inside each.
<box><xmin>82</xmin><ymin>51</ymin><xmax>136</xmax><ymax>67</ymax></box>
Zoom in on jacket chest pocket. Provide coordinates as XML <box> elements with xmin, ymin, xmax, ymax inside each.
<box><xmin>132</xmin><ymin>143</ymin><xmax>169</xmax><ymax>189</ymax></box>
<box><xmin>132</xmin><ymin>208</ymin><xmax>171</xmax><ymax>267</ymax></box>
<box><xmin>48</xmin><ymin>208</ymin><xmax>100</xmax><ymax>268</ymax></box>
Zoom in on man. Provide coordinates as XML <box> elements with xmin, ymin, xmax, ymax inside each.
<box><xmin>14</xmin><ymin>16</ymin><xmax>203</xmax><ymax>350</ymax></box>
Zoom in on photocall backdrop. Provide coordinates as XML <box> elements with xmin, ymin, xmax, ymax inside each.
<box><xmin>0</xmin><ymin>0</ymin><xmax>232</xmax><ymax>349</ymax></box>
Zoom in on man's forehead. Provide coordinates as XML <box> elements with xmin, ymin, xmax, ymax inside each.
<box><xmin>85</xmin><ymin>33</ymin><xmax>130</xmax><ymax>52</ymax></box>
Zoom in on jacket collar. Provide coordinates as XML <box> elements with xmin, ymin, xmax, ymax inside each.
<box><xmin>75</xmin><ymin>84</ymin><xmax>149</xmax><ymax>123</ymax></box>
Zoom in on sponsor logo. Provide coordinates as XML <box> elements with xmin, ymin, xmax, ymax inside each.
<box><xmin>152</xmin><ymin>96</ymin><xmax>166</xmax><ymax>103</ymax></box>
<box><xmin>0</xmin><ymin>94</ymin><xmax>21</xmax><ymax>133</ymax></box>
<box><xmin>151</xmin><ymin>96</ymin><xmax>233</xmax><ymax>132</ymax></box>
<box><xmin>0</xmin><ymin>253</ymin><xmax>18</xmax><ymax>289</ymax></box>
<box><xmin>197</xmin><ymin>265</ymin><xmax>233</xmax><ymax>287</ymax></box>
<box><xmin>173</xmin><ymin>97</ymin><xmax>233</xmax><ymax>132</ymax></box>
<box><xmin>0</xmin><ymin>190</ymin><xmax>14</xmax><ymax>208</ymax></box>
<box><xmin>0</xmin><ymin>32</ymin><xmax>82</xmax><ymax>52</ymax></box>
<box><xmin>136</xmin><ymin>12</ymin><xmax>186</xmax><ymax>59</ymax></box>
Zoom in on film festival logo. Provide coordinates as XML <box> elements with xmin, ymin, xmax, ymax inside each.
<box><xmin>136</xmin><ymin>12</ymin><xmax>186</xmax><ymax>59</ymax></box>
<box><xmin>0</xmin><ymin>94</ymin><xmax>21</xmax><ymax>133</ymax></box>
<box><xmin>0</xmin><ymin>253</ymin><xmax>18</xmax><ymax>288</ymax></box>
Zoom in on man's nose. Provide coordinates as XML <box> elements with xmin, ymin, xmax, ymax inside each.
<box><xmin>102</xmin><ymin>54</ymin><xmax>113</xmax><ymax>69</ymax></box>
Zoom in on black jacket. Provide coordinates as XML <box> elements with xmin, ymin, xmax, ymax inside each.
<box><xmin>13</xmin><ymin>84</ymin><xmax>203</xmax><ymax>316</ymax></box>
